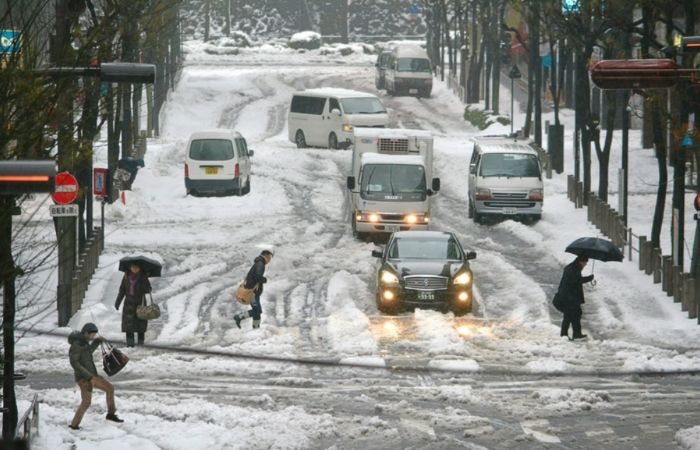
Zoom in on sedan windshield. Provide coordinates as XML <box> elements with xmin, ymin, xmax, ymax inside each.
<box><xmin>189</xmin><ymin>139</ymin><xmax>235</xmax><ymax>161</ymax></box>
<box><xmin>388</xmin><ymin>238</ymin><xmax>462</xmax><ymax>260</ymax></box>
<box><xmin>397</xmin><ymin>58</ymin><xmax>431</xmax><ymax>73</ymax></box>
<box><xmin>360</xmin><ymin>164</ymin><xmax>426</xmax><ymax>201</ymax></box>
<box><xmin>479</xmin><ymin>153</ymin><xmax>541</xmax><ymax>178</ymax></box>
<box><xmin>341</xmin><ymin>97</ymin><xmax>387</xmax><ymax>114</ymax></box>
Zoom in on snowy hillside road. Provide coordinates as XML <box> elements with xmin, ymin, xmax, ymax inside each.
<box><xmin>16</xmin><ymin>55</ymin><xmax>700</xmax><ymax>450</ymax></box>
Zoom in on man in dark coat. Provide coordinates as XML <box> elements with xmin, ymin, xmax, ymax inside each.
<box><xmin>69</xmin><ymin>323</ymin><xmax>124</xmax><ymax>429</ymax></box>
<box><xmin>234</xmin><ymin>250</ymin><xmax>273</xmax><ymax>329</ymax></box>
<box><xmin>115</xmin><ymin>263</ymin><xmax>152</xmax><ymax>347</ymax></box>
<box><xmin>557</xmin><ymin>255</ymin><xmax>594</xmax><ymax>340</ymax></box>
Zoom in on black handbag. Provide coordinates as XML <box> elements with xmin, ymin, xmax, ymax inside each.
<box><xmin>101</xmin><ymin>341</ymin><xmax>129</xmax><ymax>376</ymax></box>
<box><xmin>553</xmin><ymin>292</ymin><xmax>564</xmax><ymax>312</ymax></box>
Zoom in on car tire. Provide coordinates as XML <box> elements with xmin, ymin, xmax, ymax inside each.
<box><xmin>243</xmin><ymin>177</ymin><xmax>251</xmax><ymax>195</ymax></box>
<box><xmin>473</xmin><ymin>210</ymin><xmax>482</xmax><ymax>224</ymax></box>
<box><xmin>420</xmin><ymin>89</ymin><xmax>431</xmax><ymax>98</ymax></box>
<box><xmin>328</xmin><ymin>132</ymin><xmax>338</xmax><ymax>150</ymax></box>
<box><xmin>468</xmin><ymin>199</ymin><xmax>474</xmax><ymax>219</ymax></box>
<box><xmin>451</xmin><ymin>304</ymin><xmax>472</xmax><ymax>317</ymax></box>
<box><xmin>295</xmin><ymin>130</ymin><xmax>307</xmax><ymax>149</ymax></box>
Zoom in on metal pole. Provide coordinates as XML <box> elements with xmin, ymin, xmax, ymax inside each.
<box><xmin>1</xmin><ymin>197</ymin><xmax>18</xmax><ymax>440</ymax></box>
<box><xmin>622</xmin><ymin>91</ymin><xmax>630</xmax><ymax>225</ymax></box>
<box><xmin>511</xmin><ymin>78</ymin><xmax>514</xmax><ymax>136</ymax></box>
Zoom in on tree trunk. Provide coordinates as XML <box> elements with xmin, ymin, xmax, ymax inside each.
<box><xmin>594</xmin><ymin>91</ymin><xmax>617</xmax><ymax>202</ymax></box>
<box><xmin>650</xmin><ymin>97</ymin><xmax>667</xmax><ymax>248</ymax></box>
<box><xmin>204</xmin><ymin>0</ymin><xmax>211</xmax><ymax>42</ymax></box>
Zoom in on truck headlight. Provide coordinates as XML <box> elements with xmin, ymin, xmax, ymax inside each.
<box><xmin>475</xmin><ymin>189</ymin><xmax>492</xmax><ymax>200</ymax></box>
<box><xmin>528</xmin><ymin>189</ymin><xmax>543</xmax><ymax>201</ymax></box>
<box><xmin>453</xmin><ymin>271</ymin><xmax>473</xmax><ymax>286</ymax></box>
<box><xmin>405</xmin><ymin>214</ymin><xmax>418</xmax><ymax>224</ymax></box>
<box><xmin>368</xmin><ymin>213</ymin><xmax>379</xmax><ymax>223</ymax></box>
<box><xmin>343</xmin><ymin>124</ymin><xmax>353</xmax><ymax>133</ymax></box>
<box><xmin>381</xmin><ymin>270</ymin><xmax>400</xmax><ymax>285</ymax></box>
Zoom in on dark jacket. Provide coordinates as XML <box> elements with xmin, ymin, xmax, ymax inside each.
<box><xmin>244</xmin><ymin>256</ymin><xmax>267</xmax><ymax>295</ymax></box>
<box><xmin>68</xmin><ymin>332</ymin><xmax>100</xmax><ymax>382</ymax></box>
<box><xmin>557</xmin><ymin>260</ymin><xmax>594</xmax><ymax>309</ymax></box>
<box><xmin>115</xmin><ymin>273</ymin><xmax>152</xmax><ymax>333</ymax></box>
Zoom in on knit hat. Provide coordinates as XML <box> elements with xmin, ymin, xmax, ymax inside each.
<box><xmin>81</xmin><ymin>323</ymin><xmax>98</xmax><ymax>334</ymax></box>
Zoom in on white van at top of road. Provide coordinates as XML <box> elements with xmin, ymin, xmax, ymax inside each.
<box><xmin>385</xmin><ymin>45</ymin><xmax>432</xmax><ymax>98</ymax></box>
<box><xmin>468</xmin><ymin>137</ymin><xmax>543</xmax><ymax>223</ymax></box>
<box><xmin>288</xmin><ymin>88</ymin><xmax>389</xmax><ymax>150</ymax></box>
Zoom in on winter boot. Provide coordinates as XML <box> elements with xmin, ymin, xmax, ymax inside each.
<box><xmin>234</xmin><ymin>311</ymin><xmax>250</xmax><ymax>329</ymax></box>
<box><xmin>106</xmin><ymin>413</ymin><xmax>124</xmax><ymax>423</ymax></box>
<box><xmin>126</xmin><ymin>333</ymin><xmax>135</xmax><ymax>347</ymax></box>
<box><xmin>252</xmin><ymin>319</ymin><xmax>261</xmax><ymax>329</ymax></box>
<box><xmin>68</xmin><ymin>425</ymin><xmax>81</xmax><ymax>430</ymax></box>
<box><xmin>137</xmin><ymin>332</ymin><xmax>145</xmax><ymax>346</ymax></box>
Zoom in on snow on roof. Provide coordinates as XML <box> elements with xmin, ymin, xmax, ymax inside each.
<box><xmin>189</xmin><ymin>130</ymin><xmax>241</xmax><ymax>139</ymax></box>
<box><xmin>296</xmin><ymin>88</ymin><xmax>378</xmax><ymax>99</ymax></box>
<box><xmin>361</xmin><ymin>153</ymin><xmax>425</xmax><ymax>166</ymax></box>
<box><xmin>392</xmin><ymin>45</ymin><xmax>430</xmax><ymax>58</ymax></box>
<box><xmin>353</xmin><ymin>127</ymin><xmax>432</xmax><ymax>139</ymax></box>
<box><xmin>473</xmin><ymin>138</ymin><xmax>537</xmax><ymax>154</ymax></box>
<box><xmin>393</xmin><ymin>230</ymin><xmax>453</xmax><ymax>239</ymax></box>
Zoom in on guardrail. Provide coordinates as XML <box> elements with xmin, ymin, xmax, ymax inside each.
<box><xmin>15</xmin><ymin>393</ymin><xmax>40</xmax><ymax>446</ymax></box>
<box><xmin>566</xmin><ymin>175</ymin><xmax>699</xmax><ymax>323</ymax></box>
<box><xmin>69</xmin><ymin>227</ymin><xmax>104</xmax><ymax>317</ymax></box>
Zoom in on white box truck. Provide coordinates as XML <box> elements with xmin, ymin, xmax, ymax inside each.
<box><xmin>346</xmin><ymin>128</ymin><xmax>440</xmax><ymax>237</ymax></box>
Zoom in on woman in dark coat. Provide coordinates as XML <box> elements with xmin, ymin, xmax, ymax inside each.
<box><xmin>115</xmin><ymin>263</ymin><xmax>151</xmax><ymax>347</ymax></box>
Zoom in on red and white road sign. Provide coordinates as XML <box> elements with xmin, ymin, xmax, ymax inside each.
<box><xmin>52</xmin><ymin>171</ymin><xmax>79</xmax><ymax>205</ymax></box>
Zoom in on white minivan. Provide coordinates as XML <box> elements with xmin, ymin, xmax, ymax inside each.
<box><xmin>468</xmin><ymin>138</ymin><xmax>543</xmax><ymax>223</ymax></box>
<box><xmin>184</xmin><ymin>130</ymin><xmax>253</xmax><ymax>196</ymax></box>
<box><xmin>288</xmin><ymin>88</ymin><xmax>389</xmax><ymax>149</ymax></box>
<box><xmin>385</xmin><ymin>46</ymin><xmax>433</xmax><ymax>97</ymax></box>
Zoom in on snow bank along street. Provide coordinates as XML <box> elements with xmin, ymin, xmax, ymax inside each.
<box><xmin>11</xmin><ymin>42</ymin><xmax>700</xmax><ymax>450</ymax></box>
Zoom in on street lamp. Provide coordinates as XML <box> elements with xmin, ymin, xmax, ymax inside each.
<box><xmin>508</xmin><ymin>64</ymin><xmax>521</xmax><ymax>136</ymax></box>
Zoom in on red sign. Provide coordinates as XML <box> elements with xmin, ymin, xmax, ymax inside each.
<box><xmin>590</xmin><ymin>59</ymin><xmax>679</xmax><ymax>90</ymax></box>
<box><xmin>93</xmin><ymin>168</ymin><xmax>108</xmax><ymax>197</ymax></box>
<box><xmin>52</xmin><ymin>171</ymin><xmax>79</xmax><ymax>205</ymax></box>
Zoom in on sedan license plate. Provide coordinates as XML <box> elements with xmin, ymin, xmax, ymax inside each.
<box><xmin>205</xmin><ymin>167</ymin><xmax>219</xmax><ymax>175</ymax></box>
<box><xmin>418</xmin><ymin>291</ymin><xmax>435</xmax><ymax>301</ymax></box>
<box><xmin>386</xmin><ymin>225</ymin><xmax>401</xmax><ymax>233</ymax></box>
<box><xmin>503</xmin><ymin>207</ymin><xmax>517</xmax><ymax>215</ymax></box>
<box><xmin>409</xmin><ymin>88</ymin><xmax>419</xmax><ymax>94</ymax></box>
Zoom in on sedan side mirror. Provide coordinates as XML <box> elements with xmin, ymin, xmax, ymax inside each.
<box><xmin>432</xmin><ymin>178</ymin><xmax>440</xmax><ymax>192</ymax></box>
<box><xmin>248</xmin><ymin>150</ymin><xmax>254</xmax><ymax>157</ymax></box>
<box><xmin>466</xmin><ymin>251</ymin><xmax>477</xmax><ymax>260</ymax></box>
<box><xmin>469</xmin><ymin>164</ymin><xmax>476</xmax><ymax>175</ymax></box>
<box><xmin>371</xmin><ymin>250</ymin><xmax>383</xmax><ymax>258</ymax></box>
<box><xmin>347</xmin><ymin>176</ymin><xmax>356</xmax><ymax>190</ymax></box>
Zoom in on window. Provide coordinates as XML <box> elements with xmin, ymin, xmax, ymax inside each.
<box><xmin>397</xmin><ymin>58</ymin><xmax>432</xmax><ymax>73</ymax></box>
<box><xmin>388</xmin><ymin>238</ymin><xmax>462</xmax><ymax>260</ymax></box>
<box><xmin>360</xmin><ymin>164</ymin><xmax>426</xmax><ymax>201</ymax></box>
<box><xmin>189</xmin><ymin>139</ymin><xmax>235</xmax><ymax>161</ymax></box>
<box><xmin>340</xmin><ymin>98</ymin><xmax>386</xmax><ymax>114</ymax></box>
<box><xmin>479</xmin><ymin>153</ymin><xmax>541</xmax><ymax>178</ymax></box>
<box><xmin>329</xmin><ymin>98</ymin><xmax>341</xmax><ymax>113</ymax></box>
<box><xmin>235</xmin><ymin>138</ymin><xmax>248</xmax><ymax>158</ymax></box>
<box><xmin>290</xmin><ymin>96</ymin><xmax>326</xmax><ymax>115</ymax></box>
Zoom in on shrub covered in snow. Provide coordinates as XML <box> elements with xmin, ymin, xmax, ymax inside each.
<box><xmin>288</xmin><ymin>31</ymin><xmax>322</xmax><ymax>50</ymax></box>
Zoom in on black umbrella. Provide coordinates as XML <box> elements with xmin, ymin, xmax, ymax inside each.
<box><xmin>565</xmin><ymin>237</ymin><xmax>623</xmax><ymax>262</ymax></box>
<box><xmin>118</xmin><ymin>256</ymin><xmax>162</xmax><ymax>277</ymax></box>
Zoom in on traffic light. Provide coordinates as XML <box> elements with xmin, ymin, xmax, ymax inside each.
<box><xmin>681</xmin><ymin>36</ymin><xmax>700</xmax><ymax>54</ymax></box>
<box><xmin>0</xmin><ymin>161</ymin><xmax>56</xmax><ymax>196</ymax></box>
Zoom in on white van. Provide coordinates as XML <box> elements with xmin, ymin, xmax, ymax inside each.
<box><xmin>288</xmin><ymin>88</ymin><xmax>389</xmax><ymax>149</ymax></box>
<box><xmin>468</xmin><ymin>138</ymin><xmax>543</xmax><ymax>223</ymax></box>
<box><xmin>184</xmin><ymin>130</ymin><xmax>253</xmax><ymax>196</ymax></box>
<box><xmin>385</xmin><ymin>46</ymin><xmax>432</xmax><ymax>97</ymax></box>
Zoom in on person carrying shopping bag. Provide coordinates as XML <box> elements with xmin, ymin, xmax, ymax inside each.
<box><xmin>234</xmin><ymin>250</ymin><xmax>273</xmax><ymax>329</ymax></box>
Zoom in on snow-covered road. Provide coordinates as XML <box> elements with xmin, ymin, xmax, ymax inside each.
<box><xmin>13</xmin><ymin>47</ymin><xmax>700</xmax><ymax>449</ymax></box>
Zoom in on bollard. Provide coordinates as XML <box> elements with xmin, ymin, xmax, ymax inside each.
<box><xmin>673</xmin><ymin>266</ymin><xmax>682</xmax><ymax>303</ymax></box>
<box><xmin>682</xmin><ymin>274</ymin><xmax>694</xmax><ymax>313</ymax></box>
<box><xmin>662</xmin><ymin>256</ymin><xmax>673</xmax><ymax>294</ymax></box>
<box><xmin>628</xmin><ymin>229</ymin><xmax>633</xmax><ymax>261</ymax></box>
<box><xmin>639</xmin><ymin>236</ymin><xmax>648</xmax><ymax>271</ymax></box>
<box><xmin>653</xmin><ymin>248</ymin><xmax>662</xmax><ymax>284</ymax></box>
<box><xmin>695</xmin><ymin>278</ymin><xmax>700</xmax><ymax>322</ymax></box>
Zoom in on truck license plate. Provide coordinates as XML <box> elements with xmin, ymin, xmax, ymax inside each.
<box><xmin>386</xmin><ymin>225</ymin><xmax>401</xmax><ymax>232</ymax></box>
<box><xmin>418</xmin><ymin>291</ymin><xmax>435</xmax><ymax>301</ymax></box>
<box><xmin>503</xmin><ymin>208</ymin><xmax>517</xmax><ymax>215</ymax></box>
<box><xmin>409</xmin><ymin>88</ymin><xmax>418</xmax><ymax>94</ymax></box>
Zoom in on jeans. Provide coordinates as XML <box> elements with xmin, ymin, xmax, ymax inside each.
<box><xmin>561</xmin><ymin>305</ymin><xmax>582</xmax><ymax>337</ymax></box>
<box><xmin>249</xmin><ymin>293</ymin><xmax>262</xmax><ymax>321</ymax></box>
<box><xmin>71</xmin><ymin>376</ymin><xmax>116</xmax><ymax>427</ymax></box>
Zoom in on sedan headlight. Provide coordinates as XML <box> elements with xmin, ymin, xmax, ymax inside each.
<box><xmin>343</xmin><ymin>124</ymin><xmax>353</xmax><ymax>133</ymax></box>
<box><xmin>381</xmin><ymin>270</ymin><xmax>400</xmax><ymax>285</ymax></box>
<box><xmin>453</xmin><ymin>271</ymin><xmax>473</xmax><ymax>286</ymax></box>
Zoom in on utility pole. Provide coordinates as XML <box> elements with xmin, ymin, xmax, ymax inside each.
<box><xmin>339</xmin><ymin>0</ymin><xmax>349</xmax><ymax>44</ymax></box>
<box><xmin>1</xmin><ymin>197</ymin><xmax>18</xmax><ymax>440</ymax></box>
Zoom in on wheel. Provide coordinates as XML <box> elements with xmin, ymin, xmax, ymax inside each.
<box><xmin>468</xmin><ymin>199</ymin><xmax>474</xmax><ymax>219</ymax></box>
<box><xmin>295</xmin><ymin>130</ymin><xmax>307</xmax><ymax>149</ymax></box>
<box><xmin>473</xmin><ymin>211</ymin><xmax>482</xmax><ymax>224</ymax></box>
<box><xmin>451</xmin><ymin>303</ymin><xmax>472</xmax><ymax>316</ymax></box>
<box><xmin>236</xmin><ymin>179</ymin><xmax>244</xmax><ymax>196</ymax></box>
<box><xmin>420</xmin><ymin>89</ymin><xmax>431</xmax><ymax>98</ymax></box>
<box><xmin>243</xmin><ymin>177</ymin><xmax>251</xmax><ymax>195</ymax></box>
<box><xmin>531</xmin><ymin>214</ymin><xmax>542</xmax><ymax>223</ymax></box>
<box><xmin>328</xmin><ymin>132</ymin><xmax>338</xmax><ymax>150</ymax></box>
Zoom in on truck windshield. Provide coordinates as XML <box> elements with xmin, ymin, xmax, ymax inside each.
<box><xmin>189</xmin><ymin>139</ymin><xmax>235</xmax><ymax>161</ymax></box>
<box><xmin>360</xmin><ymin>164</ymin><xmax>426</xmax><ymax>202</ymax></box>
<box><xmin>341</xmin><ymin>98</ymin><xmax>387</xmax><ymax>114</ymax></box>
<box><xmin>397</xmin><ymin>58</ymin><xmax>431</xmax><ymax>73</ymax></box>
<box><xmin>388</xmin><ymin>238</ymin><xmax>462</xmax><ymax>260</ymax></box>
<box><xmin>479</xmin><ymin>153</ymin><xmax>541</xmax><ymax>178</ymax></box>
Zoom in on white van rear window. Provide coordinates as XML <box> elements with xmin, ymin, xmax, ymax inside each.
<box><xmin>397</xmin><ymin>58</ymin><xmax>431</xmax><ymax>73</ymax></box>
<box><xmin>189</xmin><ymin>139</ymin><xmax>235</xmax><ymax>161</ymax></box>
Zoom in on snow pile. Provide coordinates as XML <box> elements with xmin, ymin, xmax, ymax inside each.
<box><xmin>319</xmin><ymin>43</ymin><xmax>375</xmax><ymax>57</ymax></box>
<box><xmin>676</xmin><ymin>426</ymin><xmax>700</xmax><ymax>450</ymax></box>
<box><xmin>288</xmin><ymin>31</ymin><xmax>321</xmax><ymax>50</ymax></box>
<box><xmin>530</xmin><ymin>388</ymin><xmax>612</xmax><ymax>412</ymax></box>
<box><xmin>525</xmin><ymin>358</ymin><xmax>571</xmax><ymax>373</ymax></box>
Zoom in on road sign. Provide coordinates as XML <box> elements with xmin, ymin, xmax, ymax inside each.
<box><xmin>52</xmin><ymin>171</ymin><xmax>78</xmax><ymax>205</ymax></box>
<box><xmin>509</xmin><ymin>65</ymin><xmax>521</xmax><ymax>79</ymax></box>
<box><xmin>50</xmin><ymin>204</ymin><xmax>78</xmax><ymax>217</ymax></box>
<box><xmin>0</xmin><ymin>30</ymin><xmax>20</xmax><ymax>54</ymax></box>
<box><xmin>590</xmin><ymin>59</ymin><xmax>679</xmax><ymax>90</ymax></box>
<box><xmin>93</xmin><ymin>168</ymin><xmax>108</xmax><ymax>197</ymax></box>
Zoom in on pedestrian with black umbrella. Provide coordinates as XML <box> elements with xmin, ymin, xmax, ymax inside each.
<box><xmin>115</xmin><ymin>256</ymin><xmax>161</xmax><ymax>347</ymax></box>
<box><xmin>554</xmin><ymin>237</ymin><xmax>623</xmax><ymax>340</ymax></box>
